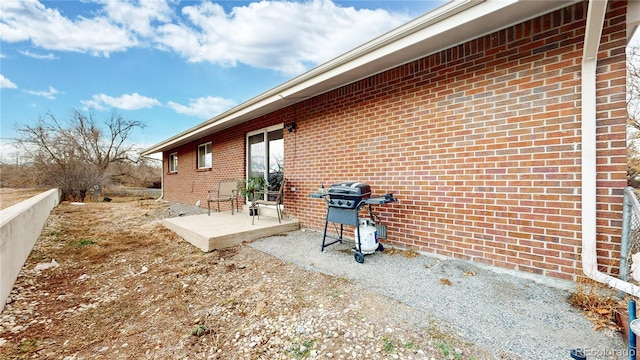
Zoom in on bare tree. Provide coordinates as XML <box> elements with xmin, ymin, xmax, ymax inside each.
<box><xmin>110</xmin><ymin>156</ymin><xmax>162</xmax><ymax>188</ymax></box>
<box><xmin>17</xmin><ymin>109</ymin><xmax>145</xmax><ymax>201</ymax></box>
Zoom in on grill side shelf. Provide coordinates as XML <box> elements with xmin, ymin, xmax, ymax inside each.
<box><xmin>309</xmin><ymin>193</ymin><xmax>328</xmax><ymax>199</ymax></box>
<box><xmin>364</xmin><ymin>196</ymin><xmax>397</xmax><ymax>205</ymax></box>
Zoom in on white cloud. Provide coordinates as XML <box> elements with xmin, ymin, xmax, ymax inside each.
<box><xmin>26</xmin><ymin>86</ymin><xmax>58</xmax><ymax>99</ymax></box>
<box><xmin>1</xmin><ymin>0</ymin><xmax>411</xmax><ymax>73</ymax></box>
<box><xmin>82</xmin><ymin>93</ymin><xmax>161</xmax><ymax>110</ymax></box>
<box><xmin>0</xmin><ymin>74</ymin><xmax>17</xmax><ymax>88</ymax></box>
<box><xmin>167</xmin><ymin>96</ymin><xmax>237</xmax><ymax>118</ymax></box>
<box><xmin>19</xmin><ymin>50</ymin><xmax>57</xmax><ymax>60</ymax></box>
<box><xmin>0</xmin><ymin>0</ymin><xmax>136</xmax><ymax>55</ymax></box>
<box><xmin>157</xmin><ymin>0</ymin><xmax>411</xmax><ymax>74</ymax></box>
<box><xmin>97</xmin><ymin>0</ymin><xmax>174</xmax><ymax>37</ymax></box>
<box><xmin>81</xmin><ymin>93</ymin><xmax>233</xmax><ymax>117</ymax></box>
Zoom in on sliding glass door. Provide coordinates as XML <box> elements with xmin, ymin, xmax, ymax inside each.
<box><xmin>247</xmin><ymin>125</ymin><xmax>284</xmax><ymax>201</ymax></box>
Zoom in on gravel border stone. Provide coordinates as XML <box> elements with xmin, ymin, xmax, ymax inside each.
<box><xmin>249</xmin><ymin>229</ymin><xmax>626</xmax><ymax>360</ymax></box>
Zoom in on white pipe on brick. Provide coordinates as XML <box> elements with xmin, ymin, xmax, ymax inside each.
<box><xmin>581</xmin><ymin>0</ymin><xmax>640</xmax><ymax>297</ymax></box>
<box><xmin>158</xmin><ymin>155</ymin><xmax>165</xmax><ymax>202</ymax></box>
<box><xmin>156</xmin><ymin>169</ymin><xmax>164</xmax><ymax>202</ymax></box>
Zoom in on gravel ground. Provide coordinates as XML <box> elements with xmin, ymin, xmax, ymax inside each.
<box><xmin>250</xmin><ymin>229</ymin><xmax>627</xmax><ymax>360</ymax></box>
<box><xmin>165</xmin><ymin>201</ymin><xmax>209</xmax><ymax>217</ymax></box>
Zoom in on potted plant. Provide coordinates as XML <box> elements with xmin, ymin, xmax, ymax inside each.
<box><xmin>240</xmin><ymin>176</ymin><xmax>267</xmax><ymax>215</ymax></box>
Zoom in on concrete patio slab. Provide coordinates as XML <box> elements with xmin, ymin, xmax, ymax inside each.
<box><xmin>162</xmin><ymin>211</ymin><xmax>299</xmax><ymax>252</ymax></box>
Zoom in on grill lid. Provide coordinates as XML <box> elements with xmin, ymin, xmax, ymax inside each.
<box><xmin>327</xmin><ymin>181</ymin><xmax>371</xmax><ymax>198</ymax></box>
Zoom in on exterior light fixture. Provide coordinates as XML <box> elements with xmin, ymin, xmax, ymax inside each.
<box><xmin>285</xmin><ymin>122</ymin><xmax>297</xmax><ymax>132</ymax></box>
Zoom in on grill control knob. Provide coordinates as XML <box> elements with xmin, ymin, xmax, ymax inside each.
<box><xmin>329</xmin><ymin>200</ymin><xmax>334</xmax><ymax>204</ymax></box>
<box><xmin>337</xmin><ymin>200</ymin><xmax>343</xmax><ymax>205</ymax></box>
<box><xmin>346</xmin><ymin>201</ymin><xmax>351</xmax><ymax>207</ymax></box>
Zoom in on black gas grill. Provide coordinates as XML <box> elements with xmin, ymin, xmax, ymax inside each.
<box><xmin>326</xmin><ymin>181</ymin><xmax>371</xmax><ymax>209</ymax></box>
<box><xmin>310</xmin><ymin>181</ymin><xmax>397</xmax><ymax>263</ymax></box>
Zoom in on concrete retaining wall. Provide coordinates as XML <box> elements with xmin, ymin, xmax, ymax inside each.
<box><xmin>1</xmin><ymin>189</ymin><xmax>60</xmax><ymax>311</ymax></box>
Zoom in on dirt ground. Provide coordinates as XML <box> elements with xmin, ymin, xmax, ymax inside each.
<box><xmin>0</xmin><ymin>197</ymin><xmax>495</xmax><ymax>359</ymax></box>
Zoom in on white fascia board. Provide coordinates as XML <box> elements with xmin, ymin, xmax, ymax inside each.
<box><xmin>141</xmin><ymin>2</ymin><xmax>478</xmax><ymax>156</ymax></box>
<box><xmin>141</xmin><ymin>0</ymin><xmax>578</xmax><ymax>156</ymax></box>
<box><xmin>275</xmin><ymin>1</ymin><xmax>480</xmax><ymax>94</ymax></box>
<box><xmin>281</xmin><ymin>0</ymin><xmax>582</xmax><ymax>101</ymax></box>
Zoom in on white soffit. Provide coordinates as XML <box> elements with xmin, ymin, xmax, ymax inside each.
<box><xmin>142</xmin><ymin>0</ymin><xmax>580</xmax><ymax>155</ymax></box>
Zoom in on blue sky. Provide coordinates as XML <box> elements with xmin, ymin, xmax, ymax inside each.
<box><xmin>0</xmin><ymin>0</ymin><xmax>444</xmax><ymax>160</ymax></box>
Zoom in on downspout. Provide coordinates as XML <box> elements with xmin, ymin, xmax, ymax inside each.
<box><xmin>154</xmin><ymin>154</ymin><xmax>164</xmax><ymax>202</ymax></box>
<box><xmin>581</xmin><ymin>0</ymin><xmax>640</xmax><ymax>297</ymax></box>
<box><xmin>156</xmin><ymin>161</ymin><xmax>164</xmax><ymax>203</ymax></box>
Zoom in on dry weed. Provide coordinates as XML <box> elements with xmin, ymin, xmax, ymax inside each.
<box><xmin>568</xmin><ymin>278</ymin><xmax>625</xmax><ymax>332</ymax></box>
<box><xmin>385</xmin><ymin>247</ymin><xmax>419</xmax><ymax>258</ymax></box>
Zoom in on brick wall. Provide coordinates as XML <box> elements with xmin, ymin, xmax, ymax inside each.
<box><xmin>162</xmin><ymin>115</ymin><xmax>281</xmax><ymax>210</ymax></box>
<box><xmin>164</xmin><ymin>1</ymin><xmax>628</xmax><ymax>281</ymax></box>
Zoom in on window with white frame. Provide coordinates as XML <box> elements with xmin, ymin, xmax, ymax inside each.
<box><xmin>169</xmin><ymin>152</ymin><xmax>178</xmax><ymax>173</ymax></box>
<box><xmin>197</xmin><ymin>142</ymin><xmax>212</xmax><ymax>169</ymax></box>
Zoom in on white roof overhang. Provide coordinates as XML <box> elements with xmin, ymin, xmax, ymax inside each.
<box><xmin>141</xmin><ymin>0</ymin><xmax>580</xmax><ymax>156</ymax></box>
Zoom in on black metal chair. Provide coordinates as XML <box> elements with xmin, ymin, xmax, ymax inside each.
<box><xmin>250</xmin><ymin>179</ymin><xmax>286</xmax><ymax>225</ymax></box>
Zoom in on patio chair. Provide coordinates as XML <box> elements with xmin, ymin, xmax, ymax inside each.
<box><xmin>250</xmin><ymin>178</ymin><xmax>286</xmax><ymax>225</ymax></box>
<box><xmin>207</xmin><ymin>180</ymin><xmax>240</xmax><ymax>215</ymax></box>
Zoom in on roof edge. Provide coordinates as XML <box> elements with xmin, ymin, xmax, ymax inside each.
<box><xmin>141</xmin><ymin>0</ymin><xmax>579</xmax><ymax>156</ymax></box>
<box><xmin>140</xmin><ymin>1</ymin><xmax>482</xmax><ymax>156</ymax></box>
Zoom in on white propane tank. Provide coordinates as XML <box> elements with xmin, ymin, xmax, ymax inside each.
<box><xmin>354</xmin><ymin>218</ymin><xmax>378</xmax><ymax>254</ymax></box>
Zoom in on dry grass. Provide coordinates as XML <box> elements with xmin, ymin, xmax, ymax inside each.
<box><xmin>0</xmin><ymin>188</ymin><xmax>46</xmax><ymax>210</ymax></box>
<box><xmin>1</xmin><ymin>199</ymin><xmax>493</xmax><ymax>359</ymax></box>
<box><xmin>385</xmin><ymin>247</ymin><xmax>419</xmax><ymax>258</ymax></box>
<box><xmin>568</xmin><ymin>278</ymin><xmax>625</xmax><ymax>332</ymax></box>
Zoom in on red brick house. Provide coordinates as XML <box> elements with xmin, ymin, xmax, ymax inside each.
<box><xmin>143</xmin><ymin>0</ymin><xmax>640</xmax><ymax>286</ymax></box>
